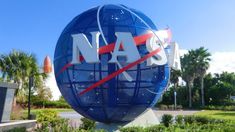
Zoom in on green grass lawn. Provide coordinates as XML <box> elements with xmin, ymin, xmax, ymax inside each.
<box><xmin>195</xmin><ymin>110</ymin><xmax>235</xmax><ymax>121</ymax></box>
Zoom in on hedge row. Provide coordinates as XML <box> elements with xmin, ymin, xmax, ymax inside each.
<box><xmin>158</xmin><ymin>104</ymin><xmax>183</xmax><ymax>110</ymax></box>
<box><xmin>32</xmin><ymin>100</ymin><xmax>71</xmax><ymax>108</ymax></box>
<box><xmin>203</xmin><ymin>105</ymin><xmax>235</xmax><ymax>111</ymax></box>
<box><xmin>120</xmin><ymin>115</ymin><xmax>235</xmax><ymax>132</ymax></box>
<box><xmin>120</xmin><ymin>123</ymin><xmax>235</xmax><ymax>132</ymax></box>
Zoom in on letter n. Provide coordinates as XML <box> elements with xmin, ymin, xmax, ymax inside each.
<box><xmin>71</xmin><ymin>32</ymin><xmax>100</xmax><ymax>64</ymax></box>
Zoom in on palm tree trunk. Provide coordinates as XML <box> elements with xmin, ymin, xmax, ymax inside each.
<box><xmin>13</xmin><ymin>80</ymin><xmax>22</xmax><ymax>108</ymax></box>
<box><xmin>201</xmin><ymin>77</ymin><xmax>205</xmax><ymax>107</ymax></box>
<box><xmin>188</xmin><ymin>81</ymin><xmax>193</xmax><ymax>108</ymax></box>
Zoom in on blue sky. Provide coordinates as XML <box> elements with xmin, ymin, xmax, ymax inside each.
<box><xmin>1</xmin><ymin>0</ymin><xmax>235</xmax><ymax>65</ymax></box>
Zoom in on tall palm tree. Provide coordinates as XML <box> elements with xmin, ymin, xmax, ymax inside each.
<box><xmin>194</xmin><ymin>47</ymin><xmax>211</xmax><ymax>107</ymax></box>
<box><xmin>0</xmin><ymin>50</ymin><xmax>42</xmax><ymax>105</ymax></box>
<box><xmin>170</xmin><ymin>69</ymin><xmax>181</xmax><ymax>109</ymax></box>
<box><xmin>181</xmin><ymin>50</ymin><xmax>197</xmax><ymax>108</ymax></box>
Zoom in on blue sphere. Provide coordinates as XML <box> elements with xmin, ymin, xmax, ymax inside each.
<box><xmin>54</xmin><ymin>4</ymin><xmax>169</xmax><ymax>123</ymax></box>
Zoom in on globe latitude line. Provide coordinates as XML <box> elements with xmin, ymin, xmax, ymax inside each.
<box><xmin>79</xmin><ymin>47</ymin><xmax>162</xmax><ymax>95</ymax></box>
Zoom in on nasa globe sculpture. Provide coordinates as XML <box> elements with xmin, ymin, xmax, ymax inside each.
<box><xmin>54</xmin><ymin>4</ymin><xmax>170</xmax><ymax>123</ymax></box>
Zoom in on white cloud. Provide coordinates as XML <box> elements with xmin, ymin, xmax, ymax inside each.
<box><xmin>208</xmin><ymin>52</ymin><xmax>235</xmax><ymax>74</ymax></box>
<box><xmin>180</xmin><ymin>49</ymin><xmax>235</xmax><ymax>74</ymax></box>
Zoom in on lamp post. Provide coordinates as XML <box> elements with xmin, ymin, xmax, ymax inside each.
<box><xmin>28</xmin><ymin>56</ymin><xmax>52</xmax><ymax>119</ymax></box>
<box><xmin>174</xmin><ymin>88</ymin><xmax>177</xmax><ymax>110</ymax></box>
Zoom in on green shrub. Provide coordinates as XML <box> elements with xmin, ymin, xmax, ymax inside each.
<box><xmin>32</xmin><ymin>100</ymin><xmax>71</xmax><ymax>108</ymax></box>
<box><xmin>35</xmin><ymin>110</ymin><xmax>99</xmax><ymax>131</ymax></box>
<box><xmin>158</xmin><ymin>104</ymin><xmax>183</xmax><ymax>110</ymax></box>
<box><xmin>5</xmin><ymin>127</ymin><xmax>26</xmax><ymax>132</ymax></box>
<box><xmin>158</xmin><ymin>104</ymin><xmax>168</xmax><ymax>110</ymax></box>
<box><xmin>183</xmin><ymin>115</ymin><xmax>196</xmax><ymax>124</ymax></box>
<box><xmin>168</xmin><ymin>105</ymin><xmax>175</xmax><ymax>110</ymax></box>
<box><xmin>36</xmin><ymin>109</ymin><xmax>59</xmax><ymax>130</ymax></box>
<box><xmin>161</xmin><ymin>114</ymin><xmax>173</xmax><ymax>127</ymax></box>
<box><xmin>176</xmin><ymin>115</ymin><xmax>183</xmax><ymax>124</ymax></box>
<box><xmin>204</xmin><ymin>105</ymin><xmax>235</xmax><ymax>111</ymax></box>
<box><xmin>120</xmin><ymin>120</ymin><xmax>235</xmax><ymax>132</ymax></box>
<box><xmin>119</xmin><ymin>126</ymin><xmax>144</xmax><ymax>132</ymax></box>
<box><xmin>79</xmin><ymin>117</ymin><xmax>96</xmax><ymax>130</ymax></box>
<box><xmin>145</xmin><ymin>124</ymin><xmax>166</xmax><ymax>132</ymax></box>
<box><xmin>44</xmin><ymin>101</ymin><xmax>71</xmax><ymax>108</ymax></box>
<box><xmin>52</xmin><ymin>118</ymin><xmax>72</xmax><ymax>132</ymax></box>
<box><xmin>194</xmin><ymin>116</ymin><xmax>210</xmax><ymax>124</ymax></box>
<box><xmin>176</xmin><ymin>105</ymin><xmax>183</xmax><ymax>110</ymax></box>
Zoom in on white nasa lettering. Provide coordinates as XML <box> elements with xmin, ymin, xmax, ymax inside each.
<box><xmin>71</xmin><ymin>31</ymin><xmax>168</xmax><ymax>66</ymax></box>
<box><xmin>71</xmin><ymin>32</ymin><xmax>100</xmax><ymax>64</ymax></box>
<box><xmin>146</xmin><ymin>35</ymin><xmax>167</xmax><ymax>66</ymax></box>
<box><xmin>109</xmin><ymin>32</ymin><xmax>141</xmax><ymax>63</ymax></box>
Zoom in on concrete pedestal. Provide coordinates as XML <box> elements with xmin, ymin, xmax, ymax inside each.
<box><xmin>96</xmin><ymin>108</ymin><xmax>160</xmax><ymax>132</ymax></box>
<box><xmin>0</xmin><ymin>82</ymin><xmax>18</xmax><ymax>123</ymax></box>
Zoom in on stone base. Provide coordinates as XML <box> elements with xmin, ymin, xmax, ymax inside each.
<box><xmin>96</xmin><ymin>108</ymin><xmax>160</xmax><ymax>132</ymax></box>
<box><xmin>0</xmin><ymin>120</ymin><xmax>36</xmax><ymax>131</ymax></box>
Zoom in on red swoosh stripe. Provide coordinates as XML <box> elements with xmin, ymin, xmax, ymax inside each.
<box><xmin>79</xmin><ymin>47</ymin><xmax>161</xmax><ymax>95</ymax></box>
<box><xmin>56</xmin><ymin>33</ymin><xmax>153</xmax><ymax>76</ymax></box>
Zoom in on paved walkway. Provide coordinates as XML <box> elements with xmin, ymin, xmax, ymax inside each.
<box><xmin>59</xmin><ymin>109</ymin><xmax>200</xmax><ymax>128</ymax></box>
<box><xmin>59</xmin><ymin>109</ymin><xmax>200</xmax><ymax>120</ymax></box>
<box><xmin>152</xmin><ymin>109</ymin><xmax>199</xmax><ymax>117</ymax></box>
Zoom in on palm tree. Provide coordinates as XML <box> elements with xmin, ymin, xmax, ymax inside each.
<box><xmin>170</xmin><ymin>69</ymin><xmax>181</xmax><ymax>109</ymax></box>
<box><xmin>194</xmin><ymin>47</ymin><xmax>211</xmax><ymax>107</ymax></box>
<box><xmin>181</xmin><ymin>50</ymin><xmax>197</xmax><ymax>108</ymax></box>
<box><xmin>0</xmin><ymin>50</ymin><xmax>43</xmax><ymax>105</ymax></box>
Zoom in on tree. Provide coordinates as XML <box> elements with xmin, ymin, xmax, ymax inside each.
<box><xmin>0</xmin><ymin>50</ymin><xmax>45</xmax><ymax>106</ymax></box>
<box><xmin>181</xmin><ymin>50</ymin><xmax>197</xmax><ymax>108</ymax></box>
<box><xmin>36</xmin><ymin>85</ymin><xmax>52</xmax><ymax>108</ymax></box>
<box><xmin>194</xmin><ymin>47</ymin><xmax>211</xmax><ymax>107</ymax></box>
<box><xmin>170</xmin><ymin>69</ymin><xmax>181</xmax><ymax>109</ymax></box>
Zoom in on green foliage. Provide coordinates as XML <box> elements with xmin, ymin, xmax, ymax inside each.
<box><xmin>0</xmin><ymin>50</ymin><xmax>51</xmax><ymax>106</ymax></box>
<box><xmin>203</xmin><ymin>105</ymin><xmax>235</xmax><ymax>111</ymax></box>
<box><xmin>31</xmin><ymin>95</ymin><xmax>70</xmax><ymax>109</ymax></box>
<box><xmin>35</xmin><ymin>109</ymin><xmax>101</xmax><ymax>132</ymax></box>
<box><xmin>160</xmin><ymin>71</ymin><xmax>235</xmax><ymax>108</ymax></box>
<box><xmin>32</xmin><ymin>98</ymin><xmax>71</xmax><ymax>108</ymax></box>
<box><xmin>36</xmin><ymin>109</ymin><xmax>59</xmax><ymax>130</ymax></box>
<box><xmin>158</xmin><ymin>104</ymin><xmax>168</xmax><ymax>110</ymax></box>
<box><xmin>182</xmin><ymin>115</ymin><xmax>228</xmax><ymax>125</ymax></box>
<box><xmin>5</xmin><ymin>127</ymin><xmax>26</xmax><ymax>132</ymax></box>
<box><xmin>122</xmin><ymin>123</ymin><xmax>235</xmax><ymax>132</ymax></box>
<box><xmin>161</xmin><ymin>114</ymin><xmax>173</xmax><ymax>127</ymax></box>
<box><xmin>144</xmin><ymin>124</ymin><xmax>166</xmax><ymax>132</ymax></box>
<box><xmin>160</xmin><ymin>86</ymin><xmax>188</xmax><ymax>108</ymax></box>
<box><xmin>122</xmin><ymin>116</ymin><xmax>235</xmax><ymax>132</ymax></box>
<box><xmin>119</xmin><ymin>126</ymin><xmax>144</xmax><ymax>132</ymax></box>
<box><xmin>183</xmin><ymin>115</ymin><xmax>196</xmax><ymax>124</ymax></box>
<box><xmin>79</xmin><ymin>117</ymin><xmax>96</xmax><ymax>130</ymax></box>
<box><xmin>170</xmin><ymin>69</ymin><xmax>181</xmax><ymax>86</ymax></box>
<box><xmin>176</xmin><ymin>115</ymin><xmax>183</xmax><ymax>124</ymax></box>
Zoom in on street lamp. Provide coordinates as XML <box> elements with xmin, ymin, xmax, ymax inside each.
<box><xmin>28</xmin><ymin>56</ymin><xmax>52</xmax><ymax>119</ymax></box>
